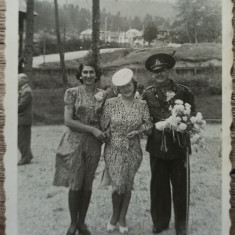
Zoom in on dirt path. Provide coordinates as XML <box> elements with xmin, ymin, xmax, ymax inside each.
<box><xmin>33</xmin><ymin>48</ymin><xmax>124</xmax><ymax>67</ymax></box>
<box><xmin>18</xmin><ymin>124</ymin><xmax>221</xmax><ymax>235</ymax></box>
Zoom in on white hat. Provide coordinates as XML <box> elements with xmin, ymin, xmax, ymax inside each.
<box><xmin>112</xmin><ymin>68</ymin><xmax>133</xmax><ymax>87</ymax></box>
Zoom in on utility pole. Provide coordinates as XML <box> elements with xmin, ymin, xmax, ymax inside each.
<box><xmin>104</xmin><ymin>16</ymin><xmax>107</xmax><ymax>44</ymax></box>
<box><xmin>92</xmin><ymin>0</ymin><xmax>100</xmax><ymax>65</ymax></box>
<box><xmin>54</xmin><ymin>0</ymin><xmax>67</xmax><ymax>84</ymax></box>
<box><xmin>24</xmin><ymin>0</ymin><xmax>35</xmax><ymax>76</ymax></box>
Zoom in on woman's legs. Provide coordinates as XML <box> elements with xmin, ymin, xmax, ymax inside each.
<box><xmin>118</xmin><ymin>191</ymin><xmax>131</xmax><ymax>227</ymax></box>
<box><xmin>78</xmin><ymin>189</ymin><xmax>92</xmax><ymax>225</ymax></box>
<box><xmin>110</xmin><ymin>192</ymin><xmax>123</xmax><ymax>225</ymax></box>
<box><xmin>67</xmin><ymin>189</ymin><xmax>81</xmax><ymax>235</ymax></box>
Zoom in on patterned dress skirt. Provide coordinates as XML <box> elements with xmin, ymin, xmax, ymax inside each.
<box><xmin>53</xmin><ymin>127</ymin><xmax>102</xmax><ymax>191</ymax></box>
<box><xmin>104</xmin><ymin>136</ymin><xmax>143</xmax><ymax>194</ymax></box>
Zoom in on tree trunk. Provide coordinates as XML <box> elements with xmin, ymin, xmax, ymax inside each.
<box><xmin>194</xmin><ymin>25</ymin><xmax>198</xmax><ymax>44</ymax></box>
<box><xmin>186</xmin><ymin>19</ymin><xmax>192</xmax><ymax>43</ymax></box>
<box><xmin>24</xmin><ymin>0</ymin><xmax>35</xmax><ymax>76</ymax></box>
<box><xmin>92</xmin><ymin>0</ymin><xmax>100</xmax><ymax>65</ymax></box>
<box><xmin>54</xmin><ymin>0</ymin><xmax>67</xmax><ymax>84</ymax></box>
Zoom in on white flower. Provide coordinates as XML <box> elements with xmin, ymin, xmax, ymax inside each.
<box><xmin>201</xmin><ymin>120</ymin><xmax>206</xmax><ymax>128</ymax></box>
<box><xmin>196</xmin><ymin>112</ymin><xmax>203</xmax><ymax>122</ymax></box>
<box><xmin>194</xmin><ymin>123</ymin><xmax>200</xmax><ymax>130</ymax></box>
<box><xmin>166</xmin><ymin>91</ymin><xmax>175</xmax><ymax>102</ymax></box>
<box><xmin>191</xmin><ymin>133</ymin><xmax>200</xmax><ymax>143</ymax></box>
<box><xmin>178</xmin><ymin>123</ymin><xmax>187</xmax><ymax>131</ymax></box>
<box><xmin>175</xmin><ymin>99</ymin><xmax>184</xmax><ymax>105</ymax></box>
<box><xmin>155</xmin><ymin>121</ymin><xmax>168</xmax><ymax>131</ymax></box>
<box><xmin>190</xmin><ymin>116</ymin><xmax>197</xmax><ymax>123</ymax></box>
<box><xmin>174</xmin><ymin>104</ymin><xmax>184</xmax><ymax>113</ymax></box>
<box><xmin>182</xmin><ymin>116</ymin><xmax>188</xmax><ymax>122</ymax></box>
<box><xmin>94</xmin><ymin>91</ymin><xmax>104</xmax><ymax>102</ymax></box>
<box><xmin>176</xmin><ymin>117</ymin><xmax>181</xmax><ymax>122</ymax></box>
<box><xmin>185</xmin><ymin>103</ymin><xmax>191</xmax><ymax>108</ymax></box>
<box><xmin>183</xmin><ymin>109</ymin><xmax>191</xmax><ymax>115</ymax></box>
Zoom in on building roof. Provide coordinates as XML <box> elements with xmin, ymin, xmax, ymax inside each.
<box><xmin>80</xmin><ymin>29</ymin><xmax>92</xmax><ymax>35</ymax></box>
<box><xmin>126</xmin><ymin>29</ymin><xmax>142</xmax><ymax>36</ymax></box>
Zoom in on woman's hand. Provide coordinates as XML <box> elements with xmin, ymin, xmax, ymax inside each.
<box><xmin>127</xmin><ymin>130</ymin><xmax>139</xmax><ymax>139</ymax></box>
<box><xmin>91</xmin><ymin>127</ymin><xmax>105</xmax><ymax>140</ymax></box>
<box><xmin>103</xmin><ymin>129</ymin><xmax>111</xmax><ymax>142</ymax></box>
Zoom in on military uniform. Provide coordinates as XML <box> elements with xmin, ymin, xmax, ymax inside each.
<box><xmin>142</xmin><ymin>79</ymin><xmax>195</xmax><ymax>235</ymax></box>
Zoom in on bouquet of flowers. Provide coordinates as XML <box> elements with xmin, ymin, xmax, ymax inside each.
<box><xmin>155</xmin><ymin>99</ymin><xmax>206</xmax><ymax>152</ymax></box>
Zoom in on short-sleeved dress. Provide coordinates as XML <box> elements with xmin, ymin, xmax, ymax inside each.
<box><xmin>101</xmin><ymin>96</ymin><xmax>153</xmax><ymax>193</ymax></box>
<box><xmin>53</xmin><ymin>85</ymin><xmax>106</xmax><ymax>191</ymax></box>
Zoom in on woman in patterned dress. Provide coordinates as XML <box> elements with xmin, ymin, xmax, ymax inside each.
<box><xmin>101</xmin><ymin>68</ymin><xmax>153</xmax><ymax>233</ymax></box>
<box><xmin>53</xmin><ymin>60</ymin><xmax>107</xmax><ymax>235</ymax></box>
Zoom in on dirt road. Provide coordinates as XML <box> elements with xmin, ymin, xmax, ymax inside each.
<box><xmin>33</xmin><ymin>48</ymin><xmax>124</xmax><ymax>67</ymax></box>
<box><xmin>18</xmin><ymin>124</ymin><xmax>222</xmax><ymax>235</ymax></box>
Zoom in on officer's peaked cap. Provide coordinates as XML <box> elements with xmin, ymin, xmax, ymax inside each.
<box><xmin>145</xmin><ymin>53</ymin><xmax>176</xmax><ymax>73</ymax></box>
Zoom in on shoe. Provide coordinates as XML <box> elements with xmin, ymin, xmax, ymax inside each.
<box><xmin>119</xmin><ymin>224</ymin><xmax>129</xmax><ymax>234</ymax></box>
<box><xmin>106</xmin><ymin>220</ymin><xmax>116</xmax><ymax>232</ymax></box>
<box><xmin>17</xmin><ymin>160</ymin><xmax>31</xmax><ymax>165</ymax></box>
<box><xmin>176</xmin><ymin>229</ymin><xmax>186</xmax><ymax>235</ymax></box>
<box><xmin>77</xmin><ymin>223</ymin><xmax>91</xmax><ymax>235</ymax></box>
<box><xmin>152</xmin><ymin>225</ymin><xmax>169</xmax><ymax>234</ymax></box>
<box><xmin>66</xmin><ymin>224</ymin><xmax>77</xmax><ymax>235</ymax></box>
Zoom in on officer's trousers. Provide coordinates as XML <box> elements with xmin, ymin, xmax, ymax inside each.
<box><xmin>150</xmin><ymin>155</ymin><xmax>189</xmax><ymax>235</ymax></box>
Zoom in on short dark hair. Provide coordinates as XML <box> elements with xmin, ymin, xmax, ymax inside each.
<box><xmin>117</xmin><ymin>78</ymin><xmax>138</xmax><ymax>94</ymax></box>
<box><xmin>75</xmin><ymin>59</ymin><xmax>102</xmax><ymax>84</ymax></box>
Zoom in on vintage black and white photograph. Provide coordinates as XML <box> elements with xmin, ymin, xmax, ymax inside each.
<box><xmin>6</xmin><ymin>0</ymin><xmax>230</xmax><ymax>234</ymax></box>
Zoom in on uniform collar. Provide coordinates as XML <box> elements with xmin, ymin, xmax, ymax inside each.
<box><xmin>156</xmin><ymin>79</ymin><xmax>178</xmax><ymax>92</ymax></box>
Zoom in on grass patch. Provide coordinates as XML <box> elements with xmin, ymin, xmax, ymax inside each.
<box><xmin>195</xmin><ymin>95</ymin><xmax>221</xmax><ymax>119</ymax></box>
<box><xmin>101</xmin><ymin>43</ymin><xmax>221</xmax><ymax>68</ymax></box>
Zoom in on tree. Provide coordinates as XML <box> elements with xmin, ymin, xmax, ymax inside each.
<box><xmin>143</xmin><ymin>14</ymin><xmax>153</xmax><ymax>28</ymax></box>
<box><xmin>24</xmin><ymin>0</ymin><xmax>35</xmax><ymax>75</ymax></box>
<box><xmin>54</xmin><ymin>0</ymin><xmax>67</xmax><ymax>84</ymax></box>
<box><xmin>175</xmin><ymin>0</ymin><xmax>221</xmax><ymax>43</ymax></box>
<box><xmin>143</xmin><ymin>22</ymin><xmax>158</xmax><ymax>46</ymax></box>
<box><xmin>131</xmin><ymin>16</ymin><xmax>143</xmax><ymax>31</ymax></box>
<box><xmin>91</xmin><ymin>0</ymin><xmax>100</xmax><ymax>65</ymax></box>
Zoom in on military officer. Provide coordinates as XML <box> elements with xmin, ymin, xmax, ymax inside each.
<box><xmin>142</xmin><ymin>53</ymin><xmax>196</xmax><ymax>235</ymax></box>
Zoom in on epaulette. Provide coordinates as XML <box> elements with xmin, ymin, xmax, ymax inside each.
<box><xmin>145</xmin><ymin>85</ymin><xmax>156</xmax><ymax>90</ymax></box>
<box><xmin>178</xmin><ymin>83</ymin><xmax>192</xmax><ymax>92</ymax></box>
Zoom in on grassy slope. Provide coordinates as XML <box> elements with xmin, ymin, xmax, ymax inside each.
<box><xmin>40</xmin><ymin>43</ymin><xmax>221</xmax><ymax>69</ymax></box>
<box><xmin>102</xmin><ymin>43</ymin><xmax>221</xmax><ymax>69</ymax></box>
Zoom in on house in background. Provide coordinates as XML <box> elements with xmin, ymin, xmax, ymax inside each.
<box><xmin>125</xmin><ymin>29</ymin><xmax>142</xmax><ymax>45</ymax></box>
<box><xmin>119</xmin><ymin>32</ymin><xmax>129</xmax><ymax>44</ymax></box>
<box><xmin>103</xmin><ymin>31</ymin><xmax>120</xmax><ymax>43</ymax></box>
<box><xmin>157</xmin><ymin>29</ymin><xmax>171</xmax><ymax>43</ymax></box>
<box><xmin>79</xmin><ymin>29</ymin><xmax>92</xmax><ymax>41</ymax></box>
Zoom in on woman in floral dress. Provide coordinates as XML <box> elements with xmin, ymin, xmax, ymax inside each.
<box><xmin>53</xmin><ymin>60</ymin><xmax>106</xmax><ymax>235</ymax></box>
<box><xmin>101</xmin><ymin>68</ymin><xmax>153</xmax><ymax>234</ymax></box>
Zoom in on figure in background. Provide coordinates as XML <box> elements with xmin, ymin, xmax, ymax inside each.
<box><xmin>101</xmin><ymin>68</ymin><xmax>152</xmax><ymax>234</ymax></box>
<box><xmin>142</xmin><ymin>53</ymin><xmax>196</xmax><ymax>235</ymax></box>
<box><xmin>18</xmin><ymin>73</ymin><xmax>34</xmax><ymax>165</ymax></box>
<box><xmin>53</xmin><ymin>60</ymin><xmax>107</xmax><ymax>235</ymax></box>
